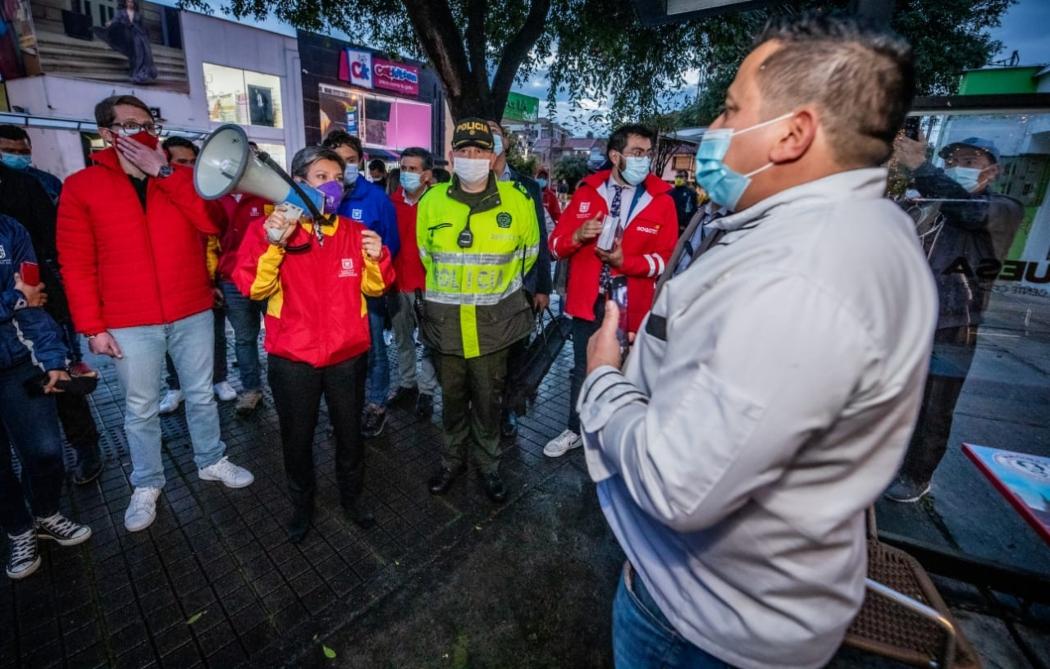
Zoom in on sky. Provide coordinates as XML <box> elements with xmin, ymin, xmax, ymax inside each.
<box><xmin>164</xmin><ymin>0</ymin><xmax>1050</xmax><ymax>132</ymax></box>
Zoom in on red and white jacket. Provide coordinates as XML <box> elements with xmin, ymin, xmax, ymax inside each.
<box><xmin>549</xmin><ymin>170</ymin><xmax>676</xmax><ymax>332</ymax></box>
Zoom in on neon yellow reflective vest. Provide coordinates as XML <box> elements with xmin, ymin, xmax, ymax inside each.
<box><xmin>417</xmin><ymin>175</ymin><xmax>540</xmax><ymax>358</ymax></box>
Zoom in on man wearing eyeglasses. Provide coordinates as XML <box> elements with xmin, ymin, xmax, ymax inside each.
<box><xmin>57</xmin><ymin>95</ymin><xmax>254</xmax><ymax>533</ymax></box>
<box><xmin>545</xmin><ymin>124</ymin><xmax>676</xmax><ymax>459</ymax></box>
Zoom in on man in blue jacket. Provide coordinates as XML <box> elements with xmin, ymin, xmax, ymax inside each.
<box><xmin>323</xmin><ymin>131</ymin><xmax>400</xmax><ymax>437</ymax></box>
<box><xmin>0</xmin><ymin>214</ymin><xmax>92</xmax><ymax>580</ymax></box>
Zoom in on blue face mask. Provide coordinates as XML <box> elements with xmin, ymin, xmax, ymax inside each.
<box><xmin>537</xmin><ymin>178</ymin><xmax>548</xmax><ymax>189</ymax></box>
<box><xmin>1</xmin><ymin>153</ymin><xmax>31</xmax><ymax>170</ymax></box>
<box><xmin>944</xmin><ymin>166</ymin><xmax>983</xmax><ymax>193</ymax></box>
<box><xmin>620</xmin><ymin>156</ymin><xmax>650</xmax><ymax>186</ymax></box>
<box><xmin>400</xmin><ymin>170</ymin><xmax>422</xmax><ymax>192</ymax></box>
<box><xmin>694</xmin><ymin>113</ymin><xmax>792</xmax><ymax>211</ymax></box>
<box><xmin>492</xmin><ymin>134</ymin><xmax>504</xmax><ymax>156</ymax></box>
<box><xmin>344</xmin><ymin>163</ymin><xmax>360</xmax><ymax>185</ymax></box>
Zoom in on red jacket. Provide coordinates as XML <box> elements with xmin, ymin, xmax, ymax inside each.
<box><xmin>57</xmin><ymin>148</ymin><xmax>220</xmax><ymax>334</ymax></box>
<box><xmin>390</xmin><ymin>187</ymin><xmax>427</xmax><ymax>293</ymax></box>
<box><xmin>549</xmin><ymin>170</ymin><xmax>676</xmax><ymax>332</ymax></box>
<box><xmin>217</xmin><ymin>194</ymin><xmax>269</xmax><ymax>283</ymax></box>
<box><xmin>233</xmin><ymin>216</ymin><xmax>395</xmax><ymax>368</ymax></box>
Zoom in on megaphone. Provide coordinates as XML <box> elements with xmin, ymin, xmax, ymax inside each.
<box><xmin>194</xmin><ymin>124</ymin><xmax>324</xmax><ymax>221</ymax></box>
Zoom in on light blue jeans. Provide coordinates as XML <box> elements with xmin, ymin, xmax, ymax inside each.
<box><xmin>366</xmin><ymin>306</ymin><xmax>390</xmax><ymax>408</ymax></box>
<box><xmin>110</xmin><ymin>309</ymin><xmax>226</xmax><ymax>488</ymax></box>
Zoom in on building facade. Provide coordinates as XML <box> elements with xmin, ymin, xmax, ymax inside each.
<box><xmin>297</xmin><ymin>31</ymin><xmax>450</xmax><ymax>165</ymax></box>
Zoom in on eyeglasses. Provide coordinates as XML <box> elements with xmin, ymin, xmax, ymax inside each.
<box><xmin>109</xmin><ymin>122</ymin><xmax>162</xmax><ymax>136</ymax></box>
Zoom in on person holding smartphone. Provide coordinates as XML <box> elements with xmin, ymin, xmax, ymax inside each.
<box><xmin>545</xmin><ymin>124</ymin><xmax>677</xmax><ymax>459</ymax></box>
<box><xmin>234</xmin><ymin>146</ymin><xmax>395</xmax><ymax>543</ymax></box>
<box><xmin>1</xmin><ymin>214</ymin><xmax>92</xmax><ymax>580</ymax></box>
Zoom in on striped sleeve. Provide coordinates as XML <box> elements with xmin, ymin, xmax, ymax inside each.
<box><xmin>232</xmin><ymin>223</ymin><xmax>285</xmax><ymax>301</ymax></box>
<box><xmin>361</xmin><ymin>246</ymin><xmax>395</xmax><ymax>298</ymax></box>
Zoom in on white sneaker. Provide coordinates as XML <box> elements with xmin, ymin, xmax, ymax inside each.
<box><xmin>159</xmin><ymin>389</ymin><xmax>184</xmax><ymax>414</ymax></box>
<box><xmin>124</xmin><ymin>487</ymin><xmax>161</xmax><ymax>532</ymax></box>
<box><xmin>214</xmin><ymin>381</ymin><xmax>237</xmax><ymax>402</ymax></box>
<box><xmin>544</xmin><ymin>429</ymin><xmax>582</xmax><ymax>458</ymax></box>
<box><xmin>198</xmin><ymin>456</ymin><xmax>254</xmax><ymax>488</ymax></box>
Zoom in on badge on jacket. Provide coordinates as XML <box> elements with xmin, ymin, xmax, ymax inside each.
<box><xmin>339</xmin><ymin>258</ymin><xmax>358</xmax><ymax>278</ymax></box>
<box><xmin>497</xmin><ymin>212</ymin><xmax>512</xmax><ymax>229</ymax></box>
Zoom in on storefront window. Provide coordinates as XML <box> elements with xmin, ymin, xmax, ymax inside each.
<box><xmin>255</xmin><ymin>142</ymin><xmax>287</xmax><ymax>171</ymax></box>
<box><xmin>881</xmin><ymin>107</ymin><xmax>1050</xmax><ymax>565</ymax></box>
<box><xmin>204</xmin><ymin>63</ymin><xmax>283</xmax><ymax>129</ymax></box>
<box><xmin>318</xmin><ymin>83</ymin><xmax>431</xmax><ymax>151</ymax></box>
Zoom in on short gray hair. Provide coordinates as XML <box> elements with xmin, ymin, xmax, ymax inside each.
<box><xmin>290</xmin><ymin>146</ymin><xmax>346</xmax><ymax>178</ymax></box>
<box><xmin>754</xmin><ymin>13</ymin><xmax>915</xmax><ymax>167</ymax></box>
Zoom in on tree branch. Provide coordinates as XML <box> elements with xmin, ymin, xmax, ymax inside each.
<box><xmin>490</xmin><ymin>0</ymin><xmax>551</xmax><ymax>119</ymax></box>
<box><xmin>401</xmin><ymin>0</ymin><xmax>472</xmax><ymax>102</ymax></box>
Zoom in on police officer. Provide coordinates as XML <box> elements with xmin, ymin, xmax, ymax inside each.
<box><xmin>418</xmin><ymin>118</ymin><xmax>539</xmax><ymax>502</ymax></box>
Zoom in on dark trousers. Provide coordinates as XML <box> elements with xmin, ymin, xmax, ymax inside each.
<box><xmin>435</xmin><ymin>348</ymin><xmax>509</xmax><ymax>475</ymax></box>
<box><xmin>167</xmin><ymin>306</ymin><xmax>228</xmax><ymax>388</ymax></box>
<box><xmin>55</xmin><ymin>320</ymin><xmax>99</xmax><ymax>460</ymax></box>
<box><xmin>568</xmin><ymin>303</ymin><xmax>604</xmax><ymax>434</ymax></box>
<box><xmin>0</xmin><ymin>360</ymin><xmax>66</xmax><ymax>535</ymax></box>
<box><xmin>268</xmin><ymin>354</ymin><xmax>368</xmax><ymax>508</ymax></box>
<box><xmin>899</xmin><ymin>326</ymin><xmax>977</xmax><ymax>484</ymax></box>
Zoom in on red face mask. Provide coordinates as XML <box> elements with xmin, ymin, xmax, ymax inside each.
<box><xmin>112</xmin><ymin>128</ymin><xmax>159</xmax><ymax>150</ymax></box>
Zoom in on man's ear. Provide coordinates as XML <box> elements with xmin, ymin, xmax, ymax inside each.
<box><xmin>769</xmin><ymin>108</ymin><xmax>818</xmax><ymax>164</ymax></box>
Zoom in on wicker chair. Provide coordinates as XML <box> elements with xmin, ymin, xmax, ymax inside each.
<box><xmin>843</xmin><ymin>509</ymin><xmax>982</xmax><ymax>668</ymax></box>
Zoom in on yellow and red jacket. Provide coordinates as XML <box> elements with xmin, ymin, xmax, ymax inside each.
<box><xmin>233</xmin><ymin>215</ymin><xmax>395</xmax><ymax>368</ymax></box>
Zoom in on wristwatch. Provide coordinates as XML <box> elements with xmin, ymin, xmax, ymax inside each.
<box><xmin>156</xmin><ymin>165</ymin><xmax>174</xmax><ymax>179</ymax></box>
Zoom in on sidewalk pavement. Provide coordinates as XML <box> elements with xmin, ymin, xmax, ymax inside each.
<box><xmin>2</xmin><ymin>334</ymin><xmax>1047</xmax><ymax>668</ymax></box>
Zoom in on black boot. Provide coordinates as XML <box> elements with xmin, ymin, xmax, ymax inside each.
<box><xmin>287</xmin><ymin>497</ymin><xmax>314</xmax><ymax>544</ymax></box>
<box><xmin>415</xmin><ymin>393</ymin><xmax>434</xmax><ymax>419</ymax></box>
<box><xmin>480</xmin><ymin>471</ymin><xmax>508</xmax><ymax>504</ymax></box>
<box><xmin>428</xmin><ymin>465</ymin><xmax>465</xmax><ymax>495</ymax></box>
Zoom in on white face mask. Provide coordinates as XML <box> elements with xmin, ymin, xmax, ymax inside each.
<box><xmin>453</xmin><ymin>157</ymin><xmax>490</xmax><ymax>185</ymax></box>
<box><xmin>945</xmin><ymin>166</ymin><xmax>983</xmax><ymax>193</ymax></box>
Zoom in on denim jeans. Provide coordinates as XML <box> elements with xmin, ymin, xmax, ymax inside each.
<box><xmin>221</xmin><ymin>281</ymin><xmax>264</xmax><ymax>391</ymax></box>
<box><xmin>165</xmin><ymin>306</ymin><xmax>228</xmax><ymax>388</ymax></box>
<box><xmin>613</xmin><ymin>564</ymin><xmax>734</xmax><ymax>669</ymax></box>
<box><xmin>110</xmin><ymin>309</ymin><xmax>226</xmax><ymax>489</ymax></box>
<box><xmin>0</xmin><ymin>359</ymin><xmax>66</xmax><ymax>535</ymax></box>
<box><xmin>390</xmin><ymin>292</ymin><xmax>438</xmax><ymax>396</ymax></box>
<box><xmin>365</xmin><ymin>306</ymin><xmax>390</xmax><ymax>407</ymax></box>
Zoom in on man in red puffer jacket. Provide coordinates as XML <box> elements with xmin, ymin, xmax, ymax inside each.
<box><xmin>545</xmin><ymin>123</ymin><xmax>676</xmax><ymax>460</ymax></box>
<box><xmin>57</xmin><ymin>95</ymin><xmax>254</xmax><ymax>534</ymax></box>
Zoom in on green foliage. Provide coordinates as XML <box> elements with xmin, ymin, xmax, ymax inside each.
<box><xmin>184</xmin><ymin>0</ymin><xmax>1016</xmax><ymax>131</ymax></box>
<box><xmin>553</xmin><ymin>153</ymin><xmax>589</xmax><ymax>191</ymax></box>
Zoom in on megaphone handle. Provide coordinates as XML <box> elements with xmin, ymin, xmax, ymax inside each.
<box><xmin>257</xmin><ymin>152</ymin><xmax>327</xmax><ymax>224</ymax></box>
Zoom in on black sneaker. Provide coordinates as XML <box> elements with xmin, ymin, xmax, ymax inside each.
<box><xmin>362</xmin><ymin>406</ymin><xmax>387</xmax><ymax>438</ymax></box>
<box><xmin>415</xmin><ymin>393</ymin><xmax>434</xmax><ymax>419</ymax></box>
<box><xmin>884</xmin><ymin>476</ymin><xmax>931</xmax><ymax>503</ymax></box>
<box><xmin>73</xmin><ymin>447</ymin><xmax>103</xmax><ymax>485</ymax></box>
<box><xmin>36</xmin><ymin>513</ymin><xmax>92</xmax><ymax>546</ymax></box>
<box><xmin>6</xmin><ymin>530</ymin><xmax>41</xmax><ymax>580</ymax></box>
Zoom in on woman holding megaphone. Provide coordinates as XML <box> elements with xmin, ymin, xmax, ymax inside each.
<box><xmin>233</xmin><ymin>146</ymin><xmax>395</xmax><ymax>544</ymax></box>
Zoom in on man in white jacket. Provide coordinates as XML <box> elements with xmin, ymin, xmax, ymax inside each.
<box><xmin>579</xmin><ymin>13</ymin><xmax>937</xmax><ymax>669</ymax></box>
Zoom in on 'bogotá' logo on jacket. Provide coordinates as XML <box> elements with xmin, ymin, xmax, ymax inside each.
<box><xmin>339</xmin><ymin>258</ymin><xmax>357</xmax><ymax>278</ymax></box>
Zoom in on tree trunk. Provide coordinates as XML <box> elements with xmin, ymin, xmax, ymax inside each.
<box><xmin>400</xmin><ymin>0</ymin><xmax>551</xmax><ymax>123</ymax></box>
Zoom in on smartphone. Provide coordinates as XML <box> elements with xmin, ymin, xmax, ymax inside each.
<box><xmin>19</xmin><ymin>261</ymin><xmax>40</xmax><ymax>286</ymax></box>
<box><xmin>608</xmin><ymin>276</ymin><xmax>630</xmax><ymax>354</ymax></box>
<box><xmin>596</xmin><ymin>214</ymin><xmax>619</xmax><ymax>252</ymax></box>
<box><xmin>903</xmin><ymin>116</ymin><xmax>921</xmax><ymax>141</ymax></box>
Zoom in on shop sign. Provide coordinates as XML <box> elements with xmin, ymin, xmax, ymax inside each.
<box><xmin>373</xmin><ymin>58</ymin><xmax>420</xmax><ymax>96</ymax></box>
<box><xmin>339</xmin><ymin>49</ymin><xmax>374</xmax><ymax>89</ymax></box>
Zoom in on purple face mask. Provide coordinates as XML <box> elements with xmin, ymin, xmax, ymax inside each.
<box><xmin>316</xmin><ymin>180</ymin><xmax>344</xmax><ymax>215</ymax></box>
